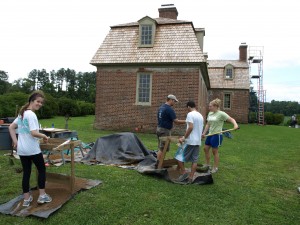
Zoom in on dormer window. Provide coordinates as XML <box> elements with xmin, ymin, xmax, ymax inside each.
<box><xmin>138</xmin><ymin>16</ymin><xmax>156</xmax><ymax>47</ymax></box>
<box><xmin>224</xmin><ymin>64</ymin><xmax>234</xmax><ymax>79</ymax></box>
<box><xmin>141</xmin><ymin>25</ymin><xmax>152</xmax><ymax>45</ymax></box>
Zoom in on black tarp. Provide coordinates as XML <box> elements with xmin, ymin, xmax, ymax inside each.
<box><xmin>82</xmin><ymin>132</ymin><xmax>213</xmax><ymax>185</ymax></box>
<box><xmin>81</xmin><ymin>132</ymin><xmax>150</xmax><ymax>165</ymax></box>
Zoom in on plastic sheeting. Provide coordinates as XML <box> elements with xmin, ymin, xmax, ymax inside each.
<box><xmin>0</xmin><ymin>173</ymin><xmax>102</xmax><ymax>218</ymax></box>
<box><xmin>82</xmin><ymin>132</ymin><xmax>213</xmax><ymax>185</ymax></box>
<box><xmin>81</xmin><ymin>132</ymin><xmax>150</xmax><ymax>165</ymax></box>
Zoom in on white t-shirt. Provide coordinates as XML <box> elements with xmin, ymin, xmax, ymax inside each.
<box><xmin>185</xmin><ymin>110</ymin><xmax>204</xmax><ymax>146</ymax></box>
<box><xmin>13</xmin><ymin>110</ymin><xmax>41</xmax><ymax>156</ymax></box>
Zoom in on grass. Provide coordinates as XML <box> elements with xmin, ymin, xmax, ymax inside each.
<box><xmin>0</xmin><ymin>115</ymin><xmax>299</xmax><ymax>224</ymax></box>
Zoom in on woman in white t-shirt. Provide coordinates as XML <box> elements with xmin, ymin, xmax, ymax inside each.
<box><xmin>9</xmin><ymin>90</ymin><xmax>52</xmax><ymax>207</ymax></box>
<box><xmin>201</xmin><ymin>98</ymin><xmax>239</xmax><ymax>173</ymax></box>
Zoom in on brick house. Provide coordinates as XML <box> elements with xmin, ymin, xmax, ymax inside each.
<box><xmin>90</xmin><ymin>4</ymin><xmax>249</xmax><ymax>132</ymax></box>
<box><xmin>207</xmin><ymin>44</ymin><xmax>250</xmax><ymax>123</ymax></box>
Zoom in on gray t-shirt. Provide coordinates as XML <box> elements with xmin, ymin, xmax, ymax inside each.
<box><xmin>13</xmin><ymin>110</ymin><xmax>41</xmax><ymax>156</ymax></box>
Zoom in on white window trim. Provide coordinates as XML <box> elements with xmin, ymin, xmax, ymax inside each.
<box><xmin>136</xmin><ymin>73</ymin><xmax>152</xmax><ymax>106</ymax></box>
<box><xmin>223</xmin><ymin>92</ymin><xmax>232</xmax><ymax>110</ymax></box>
<box><xmin>224</xmin><ymin>64</ymin><xmax>234</xmax><ymax>80</ymax></box>
<box><xmin>138</xmin><ymin>17</ymin><xmax>156</xmax><ymax>48</ymax></box>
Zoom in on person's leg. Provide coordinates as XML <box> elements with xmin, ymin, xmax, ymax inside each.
<box><xmin>190</xmin><ymin>162</ymin><xmax>198</xmax><ymax>180</ymax></box>
<box><xmin>156</xmin><ymin>127</ymin><xmax>170</xmax><ymax>166</ymax></box>
<box><xmin>19</xmin><ymin>155</ymin><xmax>32</xmax><ymax>200</ymax></box>
<box><xmin>203</xmin><ymin>145</ymin><xmax>211</xmax><ymax>166</ymax></box>
<box><xmin>32</xmin><ymin>153</ymin><xmax>46</xmax><ymax>196</ymax></box>
<box><xmin>212</xmin><ymin>148</ymin><xmax>219</xmax><ymax>170</ymax></box>
<box><xmin>177</xmin><ymin>161</ymin><xmax>186</xmax><ymax>174</ymax></box>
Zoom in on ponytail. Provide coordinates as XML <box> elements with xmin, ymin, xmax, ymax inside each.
<box><xmin>18</xmin><ymin>90</ymin><xmax>45</xmax><ymax>118</ymax></box>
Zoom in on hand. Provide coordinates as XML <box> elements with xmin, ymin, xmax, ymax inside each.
<box><xmin>43</xmin><ymin>135</ymin><xmax>49</xmax><ymax>143</ymax></box>
<box><xmin>12</xmin><ymin>141</ymin><xmax>17</xmax><ymax>149</ymax></box>
<box><xmin>234</xmin><ymin>125</ymin><xmax>240</xmax><ymax>130</ymax></box>
<box><xmin>178</xmin><ymin>137</ymin><xmax>185</xmax><ymax>144</ymax></box>
<box><xmin>201</xmin><ymin>134</ymin><xmax>206</xmax><ymax>139</ymax></box>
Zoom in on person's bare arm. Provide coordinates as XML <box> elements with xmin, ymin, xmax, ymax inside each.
<box><xmin>202</xmin><ymin>123</ymin><xmax>210</xmax><ymax>138</ymax></box>
<box><xmin>9</xmin><ymin>123</ymin><xmax>18</xmax><ymax>149</ymax></box>
<box><xmin>31</xmin><ymin>130</ymin><xmax>49</xmax><ymax>142</ymax></box>
<box><xmin>179</xmin><ymin>122</ymin><xmax>193</xmax><ymax>143</ymax></box>
<box><xmin>173</xmin><ymin>118</ymin><xmax>186</xmax><ymax>125</ymax></box>
<box><xmin>227</xmin><ymin>117</ymin><xmax>239</xmax><ymax>129</ymax></box>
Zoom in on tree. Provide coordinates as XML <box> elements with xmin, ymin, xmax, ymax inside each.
<box><xmin>0</xmin><ymin>70</ymin><xmax>10</xmax><ymax>94</ymax></box>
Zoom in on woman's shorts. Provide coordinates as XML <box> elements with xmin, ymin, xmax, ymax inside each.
<box><xmin>205</xmin><ymin>134</ymin><xmax>223</xmax><ymax>148</ymax></box>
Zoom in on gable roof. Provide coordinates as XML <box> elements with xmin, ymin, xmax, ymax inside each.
<box><xmin>208</xmin><ymin>60</ymin><xmax>248</xmax><ymax>68</ymax></box>
<box><xmin>90</xmin><ymin>17</ymin><xmax>205</xmax><ymax>65</ymax></box>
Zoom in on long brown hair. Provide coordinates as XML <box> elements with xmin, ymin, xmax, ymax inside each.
<box><xmin>19</xmin><ymin>90</ymin><xmax>45</xmax><ymax>118</ymax></box>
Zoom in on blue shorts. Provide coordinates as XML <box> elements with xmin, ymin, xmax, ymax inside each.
<box><xmin>205</xmin><ymin>134</ymin><xmax>223</xmax><ymax>148</ymax></box>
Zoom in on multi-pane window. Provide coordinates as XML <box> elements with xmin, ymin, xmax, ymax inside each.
<box><xmin>225</xmin><ymin>68</ymin><xmax>233</xmax><ymax>79</ymax></box>
<box><xmin>224</xmin><ymin>64</ymin><xmax>234</xmax><ymax>79</ymax></box>
<box><xmin>224</xmin><ymin>93</ymin><xmax>231</xmax><ymax>109</ymax></box>
<box><xmin>137</xmin><ymin>73</ymin><xmax>152</xmax><ymax>105</ymax></box>
<box><xmin>141</xmin><ymin>25</ymin><xmax>152</xmax><ymax>45</ymax></box>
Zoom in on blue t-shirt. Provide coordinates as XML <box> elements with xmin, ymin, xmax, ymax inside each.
<box><xmin>157</xmin><ymin>104</ymin><xmax>176</xmax><ymax>130</ymax></box>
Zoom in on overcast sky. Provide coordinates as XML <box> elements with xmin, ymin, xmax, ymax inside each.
<box><xmin>0</xmin><ymin>0</ymin><xmax>299</xmax><ymax>102</ymax></box>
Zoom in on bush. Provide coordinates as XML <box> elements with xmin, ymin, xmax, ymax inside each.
<box><xmin>264</xmin><ymin>112</ymin><xmax>284</xmax><ymax>125</ymax></box>
<box><xmin>0</xmin><ymin>92</ymin><xmax>27</xmax><ymax>117</ymax></box>
<box><xmin>264</xmin><ymin>112</ymin><xmax>273</xmax><ymax>125</ymax></box>
<box><xmin>78</xmin><ymin>101</ymin><xmax>95</xmax><ymax>116</ymax></box>
<box><xmin>248</xmin><ymin>112</ymin><xmax>257</xmax><ymax>123</ymax></box>
<box><xmin>273</xmin><ymin>113</ymin><xmax>284</xmax><ymax>125</ymax></box>
<box><xmin>57</xmin><ymin>97</ymin><xmax>81</xmax><ymax>117</ymax></box>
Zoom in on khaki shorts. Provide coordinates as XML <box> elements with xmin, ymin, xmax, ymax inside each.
<box><xmin>156</xmin><ymin>127</ymin><xmax>171</xmax><ymax>151</ymax></box>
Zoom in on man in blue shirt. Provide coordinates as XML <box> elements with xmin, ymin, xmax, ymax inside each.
<box><xmin>156</xmin><ymin>94</ymin><xmax>185</xmax><ymax>165</ymax></box>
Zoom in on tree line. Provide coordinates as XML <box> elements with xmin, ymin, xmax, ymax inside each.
<box><xmin>0</xmin><ymin>69</ymin><xmax>96</xmax><ymax>119</ymax></box>
<box><xmin>0</xmin><ymin>68</ymin><xmax>96</xmax><ymax>103</ymax></box>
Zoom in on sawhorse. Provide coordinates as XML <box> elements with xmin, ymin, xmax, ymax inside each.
<box><xmin>157</xmin><ymin>136</ymin><xmax>180</xmax><ymax>169</ymax></box>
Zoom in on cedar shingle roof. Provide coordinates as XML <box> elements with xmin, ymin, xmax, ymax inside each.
<box><xmin>208</xmin><ymin>60</ymin><xmax>248</xmax><ymax>68</ymax></box>
<box><xmin>111</xmin><ymin>17</ymin><xmax>192</xmax><ymax>28</ymax></box>
<box><xmin>90</xmin><ymin>18</ymin><xmax>205</xmax><ymax>65</ymax></box>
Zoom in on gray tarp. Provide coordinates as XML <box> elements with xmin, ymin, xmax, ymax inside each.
<box><xmin>82</xmin><ymin>132</ymin><xmax>150</xmax><ymax>165</ymax></box>
<box><xmin>82</xmin><ymin>132</ymin><xmax>213</xmax><ymax>185</ymax></box>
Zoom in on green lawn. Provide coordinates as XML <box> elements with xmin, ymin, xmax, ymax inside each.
<box><xmin>0</xmin><ymin>116</ymin><xmax>299</xmax><ymax>225</ymax></box>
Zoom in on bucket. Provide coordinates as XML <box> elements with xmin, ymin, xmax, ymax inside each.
<box><xmin>0</xmin><ymin>126</ymin><xmax>13</xmax><ymax>150</ymax></box>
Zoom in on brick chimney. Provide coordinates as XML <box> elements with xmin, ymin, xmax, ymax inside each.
<box><xmin>239</xmin><ymin>42</ymin><xmax>248</xmax><ymax>61</ymax></box>
<box><xmin>158</xmin><ymin>4</ymin><xmax>178</xmax><ymax>20</ymax></box>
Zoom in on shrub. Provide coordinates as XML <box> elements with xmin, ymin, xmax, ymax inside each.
<box><xmin>57</xmin><ymin>97</ymin><xmax>81</xmax><ymax>117</ymax></box>
<box><xmin>273</xmin><ymin>113</ymin><xmax>284</xmax><ymax>125</ymax></box>
<box><xmin>248</xmin><ymin>112</ymin><xmax>257</xmax><ymax>123</ymax></box>
<box><xmin>264</xmin><ymin>112</ymin><xmax>273</xmax><ymax>125</ymax></box>
<box><xmin>78</xmin><ymin>101</ymin><xmax>95</xmax><ymax>116</ymax></box>
<box><xmin>0</xmin><ymin>92</ymin><xmax>27</xmax><ymax>117</ymax></box>
<box><xmin>264</xmin><ymin>112</ymin><xmax>284</xmax><ymax>125</ymax></box>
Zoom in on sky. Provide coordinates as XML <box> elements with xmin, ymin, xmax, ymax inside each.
<box><xmin>0</xmin><ymin>0</ymin><xmax>299</xmax><ymax>102</ymax></box>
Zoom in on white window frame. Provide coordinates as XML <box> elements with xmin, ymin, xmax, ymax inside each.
<box><xmin>138</xmin><ymin>17</ymin><xmax>156</xmax><ymax>48</ymax></box>
<box><xmin>223</xmin><ymin>92</ymin><xmax>232</xmax><ymax>109</ymax></box>
<box><xmin>224</xmin><ymin>64</ymin><xmax>234</xmax><ymax>79</ymax></box>
<box><xmin>136</xmin><ymin>73</ymin><xmax>152</xmax><ymax>106</ymax></box>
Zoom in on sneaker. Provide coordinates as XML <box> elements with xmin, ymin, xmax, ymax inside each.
<box><xmin>23</xmin><ymin>195</ymin><xmax>33</xmax><ymax>207</ymax></box>
<box><xmin>175</xmin><ymin>173</ymin><xmax>189</xmax><ymax>182</ymax></box>
<box><xmin>37</xmin><ymin>193</ymin><xmax>52</xmax><ymax>204</ymax></box>
<box><xmin>211</xmin><ymin>167</ymin><xmax>218</xmax><ymax>173</ymax></box>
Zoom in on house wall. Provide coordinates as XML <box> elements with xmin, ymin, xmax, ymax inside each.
<box><xmin>208</xmin><ymin>89</ymin><xmax>249</xmax><ymax>123</ymax></box>
<box><xmin>94</xmin><ymin>66</ymin><xmax>208</xmax><ymax>134</ymax></box>
<box><xmin>208</xmin><ymin>67</ymin><xmax>249</xmax><ymax>89</ymax></box>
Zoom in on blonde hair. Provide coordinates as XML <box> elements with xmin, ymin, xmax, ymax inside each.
<box><xmin>210</xmin><ymin>98</ymin><xmax>222</xmax><ymax>109</ymax></box>
<box><xmin>19</xmin><ymin>90</ymin><xmax>45</xmax><ymax>118</ymax></box>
